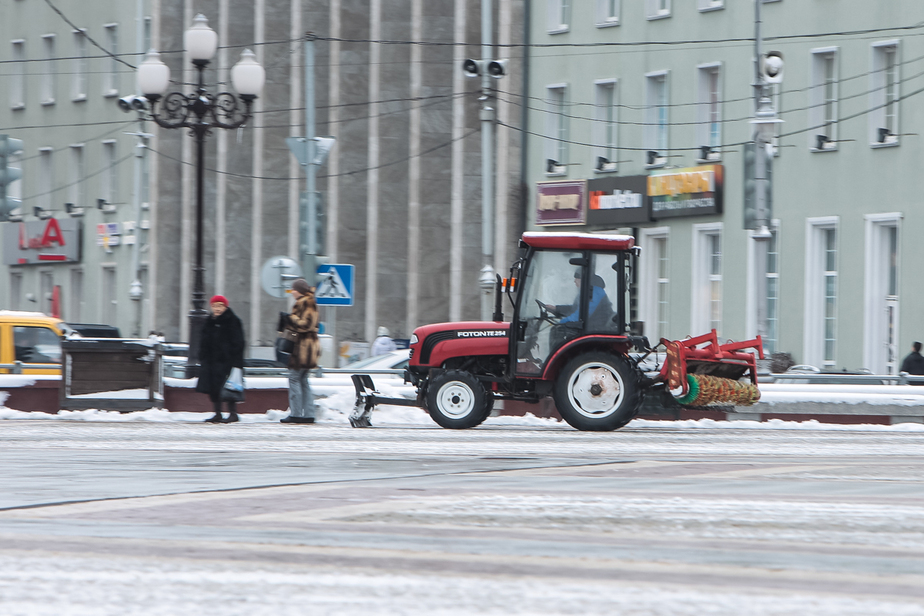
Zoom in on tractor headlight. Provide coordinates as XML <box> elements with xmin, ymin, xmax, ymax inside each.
<box><xmin>409</xmin><ymin>333</ymin><xmax>418</xmax><ymax>345</ymax></box>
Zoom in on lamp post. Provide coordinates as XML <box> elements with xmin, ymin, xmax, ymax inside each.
<box><xmin>137</xmin><ymin>14</ymin><xmax>265</xmax><ymax>376</ymax></box>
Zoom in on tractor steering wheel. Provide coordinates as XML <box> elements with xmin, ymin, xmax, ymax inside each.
<box><xmin>536</xmin><ymin>299</ymin><xmax>561</xmax><ymax>325</ymax></box>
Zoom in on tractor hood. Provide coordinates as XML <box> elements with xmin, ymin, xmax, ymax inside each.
<box><xmin>410</xmin><ymin>321</ymin><xmax>511</xmax><ymax>368</ymax></box>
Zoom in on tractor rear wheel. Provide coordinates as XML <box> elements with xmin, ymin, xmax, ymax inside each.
<box><xmin>553</xmin><ymin>352</ymin><xmax>642</xmax><ymax>431</ymax></box>
<box><xmin>426</xmin><ymin>370</ymin><xmax>492</xmax><ymax>429</ymax></box>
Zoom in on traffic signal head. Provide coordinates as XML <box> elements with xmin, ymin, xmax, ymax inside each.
<box><xmin>0</xmin><ymin>135</ymin><xmax>24</xmax><ymax>159</ymax></box>
<box><xmin>761</xmin><ymin>51</ymin><xmax>784</xmax><ymax>84</ymax></box>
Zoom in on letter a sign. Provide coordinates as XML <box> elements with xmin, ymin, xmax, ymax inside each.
<box><xmin>315</xmin><ymin>263</ymin><xmax>354</xmax><ymax>306</ymax></box>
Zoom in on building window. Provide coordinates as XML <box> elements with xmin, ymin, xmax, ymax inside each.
<box><xmin>101</xmin><ymin>140</ymin><xmax>117</xmax><ymax>205</ymax></box>
<box><xmin>10</xmin><ymin>273</ymin><xmax>23</xmax><ymax>311</ymax></box>
<box><xmin>645</xmin><ymin>71</ymin><xmax>668</xmax><ymax>166</ymax></box>
<box><xmin>70</xmin><ymin>269</ymin><xmax>83</xmax><ymax>322</ymax></box>
<box><xmin>593</xmin><ymin>80</ymin><xmax>618</xmax><ymax>172</ymax></box>
<box><xmin>69</xmin><ymin>144</ymin><xmax>86</xmax><ymax>208</ymax></box>
<box><xmin>640</xmin><ymin>228</ymin><xmax>670</xmax><ymax>342</ymax></box>
<box><xmin>548</xmin><ymin>0</ymin><xmax>570</xmax><ymax>33</ymax></box>
<box><xmin>765</xmin><ymin>227</ymin><xmax>780</xmax><ymax>355</ymax></box>
<box><xmin>11</xmin><ymin>40</ymin><xmax>25</xmax><ymax>109</ymax></box>
<box><xmin>72</xmin><ymin>29</ymin><xmax>88</xmax><ymax>101</ymax></box>
<box><xmin>41</xmin><ymin>34</ymin><xmax>56</xmax><ymax>105</ymax></box>
<box><xmin>103</xmin><ymin>266</ymin><xmax>117</xmax><ymax>324</ymax></box>
<box><xmin>810</xmin><ymin>48</ymin><xmax>838</xmax><ymax>151</ymax></box>
<box><xmin>804</xmin><ymin>217</ymin><xmax>838</xmax><ymax>368</ymax></box>
<box><xmin>871</xmin><ymin>41</ymin><xmax>899</xmax><ymax>146</ymax></box>
<box><xmin>545</xmin><ymin>84</ymin><xmax>568</xmax><ymax>174</ymax></box>
<box><xmin>692</xmin><ymin>223</ymin><xmax>722</xmax><ymax>336</ymax></box>
<box><xmin>646</xmin><ymin>0</ymin><xmax>671</xmax><ymax>20</ymax></box>
<box><xmin>38</xmin><ymin>148</ymin><xmax>53</xmax><ymax>211</ymax></box>
<box><xmin>697</xmin><ymin>64</ymin><xmax>722</xmax><ymax>159</ymax></box>
<box><xmin>698</xmin><ymin>0</ymin><xmax>723</xmax><ymax>11</ymax></box>
<box><xmin>103</xmin><ymin>24</ymin><xmax>119</xmax><ymax>96</ymax></box>
<box><xmin>863</xmin><ymin>214</ymin><xmax>901</xmax><ymax>374</ymax></box>
<box><xmin>596</xmin><ymin>0</ymin><xmax>620</xmax><ymax>26</ymax></box>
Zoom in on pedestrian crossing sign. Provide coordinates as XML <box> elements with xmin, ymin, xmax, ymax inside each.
<box><xmin>315</xmin><ymin>263</ymin><xmax>354</xmax><ymax>306</ymax></box>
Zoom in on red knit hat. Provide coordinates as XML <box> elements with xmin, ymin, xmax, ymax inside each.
<box><xmin>210</xmin><ymin>295</ymin><xmax>229</xmax><ymax>306</ymax></box>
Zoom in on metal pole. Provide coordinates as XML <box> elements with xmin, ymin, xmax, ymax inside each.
<box><xmin>303</xmin><ymin>33</ymin><xmax>317</xmax><ymax>278</ymax></box>
<box><xmin>186</xmin><ymin>62</ymin><xmax>210</xmax><ymax>377</ymax></box>
<box><xmin>752</xmin><ymin>0</ymin><xmax>772</xmax><ymax>344</ymax></box>
<box><xmin>479</xmin><ymin>0</ymin><xmax>496</xmax><ymax>321</ymax></box>
<box><xmin>128</xmin><ymin>0</ymin><xmax>146</xmax><ymax>337</ymax></box>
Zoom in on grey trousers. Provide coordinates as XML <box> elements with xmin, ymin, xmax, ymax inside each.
<box><xmin>287</xmin><ymin>368</ymin><xmax>316</xmax><ymax>418</ymax></box>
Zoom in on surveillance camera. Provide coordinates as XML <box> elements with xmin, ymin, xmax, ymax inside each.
<box><xmin>118</xmin><ymin>95</ymin><xmax>149</xmax><ymax>112</ymax></box>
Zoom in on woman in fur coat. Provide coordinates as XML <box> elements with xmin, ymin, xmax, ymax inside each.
<box><xmin>280</xmin><ymin>278</ymin><xmax>321</xmax><ymax>424</ymax></box>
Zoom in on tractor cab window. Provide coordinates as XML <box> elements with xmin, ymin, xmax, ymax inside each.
<box><xmin>515</xmin><ymin>250</ymin><xmax>582</xmax><ymax>375</ymax></box>
<box><xmin>13</xmin><ymin>326</ymin><xmax>62</xmax><ymax>365</ymax></box>
<box><xmin>588</xmin><ymin>253</ymin><xmax>621</xmax><ymax>334</ymax></box>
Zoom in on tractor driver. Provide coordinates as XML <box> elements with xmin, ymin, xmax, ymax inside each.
<box><xmin>543</xmin><ymin>269</ymin><xmax>613</xmax><ymax>347</ymax></box>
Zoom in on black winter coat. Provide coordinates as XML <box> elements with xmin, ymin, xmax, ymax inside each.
<box><xmin>195</xmin><ymin>307</ymin><xmax>246</xmax><ymax>401</ymax></box>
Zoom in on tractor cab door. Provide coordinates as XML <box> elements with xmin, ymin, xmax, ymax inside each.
<box><xmin>513</xmin><ymin>250</ymin><xmax>582</xmax><ymax>376</ymax></box>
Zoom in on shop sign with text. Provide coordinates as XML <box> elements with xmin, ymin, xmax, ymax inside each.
<box><xmin>586</xmin><ymin>175</ymin><xmax>650</xmax><ymax>226</ymax></box>
<box><xmin>2</xmin><ymin>218</ymin><xmax>82</xmax><ymax>265</ymax></box>
<box><xmin>649</xmin><ymin>164</ymin><xmax>724</xmax><ymax>219</ymax></box>
<box><xmin>536</xmin><ymin>180</ymin><xmax>586</xmax><ymax>225</ymax></box>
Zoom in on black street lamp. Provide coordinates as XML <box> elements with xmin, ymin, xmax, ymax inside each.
<box><xmin>137</xmin><ymin>14</ymin><xmax>265</xmax><ymax>377</ymax></box>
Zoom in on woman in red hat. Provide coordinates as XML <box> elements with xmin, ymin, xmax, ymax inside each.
<box><xmin>196</xmin><ymin>294</ymin><xmax>246</xmax><ymax>423</ymax></box>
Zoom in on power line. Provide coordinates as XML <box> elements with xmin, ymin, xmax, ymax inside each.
<box><xmin>42</xmin><ymin>0</ymin><xmax>135</xmax><ymax>70</ymax></box>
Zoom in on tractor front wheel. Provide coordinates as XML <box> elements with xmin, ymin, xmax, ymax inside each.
<box><xmin>553</xmin><ymin>352</ymin><xmax>642</xmax><ymax>431</ymax></box>
<box><xmin>426</xmin><ymin>370</ymin><xmax>492</xmax><ymax>429</ymax></box>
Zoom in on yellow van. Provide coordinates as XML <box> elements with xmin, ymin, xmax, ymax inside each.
<box><xmin>0</xmin><ymin>311</ymin><xmax>64</xmax><ymax>375</ymax></box>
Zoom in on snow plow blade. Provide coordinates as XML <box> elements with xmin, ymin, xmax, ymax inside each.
<box><xmin>659</xmin><ymin>330</ymin><xmax>763</xmax><ymax>408</ymax></box>
<box><xmin>350</xmin><ymin>374</ymin><xmax>421</xmax><ymax>428</ymax></box>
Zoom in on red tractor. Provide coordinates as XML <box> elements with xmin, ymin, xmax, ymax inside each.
<box><xmin>351</xmin><ymin>232</ymin><xmax>763</xmax><ymax>431</ymax></box>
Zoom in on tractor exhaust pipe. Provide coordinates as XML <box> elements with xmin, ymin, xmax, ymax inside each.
<box><xmin>492</xmin><ymin>274</ymin><xmax>504</xmax><ymax>322</ymax></box>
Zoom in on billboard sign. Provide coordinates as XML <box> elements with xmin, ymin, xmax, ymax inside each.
<box><xmin>535</xmin><ymin>180</ymin><xmax>586</xmax><ymax>225</ymax></box>
<box><xmin>649</xmin><ymin>164</ymin><xmax>724</xmax><ymax>219</ymax></box>
<box><xmin>2</xmin><ymin>218</ymin><xmax>81</xmax><ymax>265</ymax></box>
<box><xmin>586</xmin><ymin>175</ymin><xmax>650</xmax><ymax>226</ymax></box>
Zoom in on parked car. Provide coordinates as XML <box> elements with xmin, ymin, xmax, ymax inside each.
<box><xmin>61</xmin><ymin>323</ymin><xmax>122</xmax><ymax>338</ymax></box>
<box><xmin>0</xmin><ymin>311</ymin><xmax>64</xmax><ymax>374</ymax></box>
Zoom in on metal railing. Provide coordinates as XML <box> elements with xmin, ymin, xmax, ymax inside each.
<box><xmin>764</xmin><ymin>371</ymin><xmax>924</xmax><ymax>385</ymax></box>
<box><xmin>0</xmin><ymin>362</ymin><xmax>61</xmax><ymax>374</ymax></box>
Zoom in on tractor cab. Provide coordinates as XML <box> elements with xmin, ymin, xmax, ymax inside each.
<box><xmin>509</xmin><ymin>232</ymin><xmax>636</xmax><ymax>377</ymax></box>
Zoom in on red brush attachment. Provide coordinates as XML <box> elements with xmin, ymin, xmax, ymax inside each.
<box><xmin>659</xmin><ymin>330</ymin><xmax>764</xmax><ymax>396</ymax></box>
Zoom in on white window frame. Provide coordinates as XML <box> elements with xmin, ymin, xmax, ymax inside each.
<box><xmin>545</xmin><ymin>83</ymin><xmax>568</xmax><ymax>175</ymax></box>
<box><xmin>696</xmin><ymin>63</ymin><xmax>722</xmax><ymax>160</ymax></box>
<box><xmin>101</xmin><ymin>140</ymin><xmax>118</xmax><ymax>204</ymax></box>
<box><xmin>639</xmin><ymin>227</ymin><xmax>670</xmax><ymax>342</ymax></box>
<box><xmin>870</xmin><ymin>40</ymin><xmax>900</xmax><ymax>147</ymax></box>
<box><xmin>68</xmin><ymin>144</ymin><xmax>86</xmax><ymax>208</ymax></box>
<box><xmin>804</xmin><ymin>216</ymin><xmax>839</xmax><ymax>368</ymax></box>
<box><xmin>103</xmin><ymin>24</ymin><xmax>119</xmax><ymax>97</ymax></box>
<box><xmin>11</xmin><ymin>40</ymin><xmax>26</xmax><ymax>110</ymax></box>
<box><xmin>863</xmin><ymin>213</ymin><xmax>902</xmax><ymax>374</ymax></box>
<box><xmin>697</xmin><ymin>0</ymin><xmax>724</xmax><ymax>12</ymax></box>
<box><xmin>595</xmin><ymin>0</ymin><xmax>620</xmax><ymax>27</ymax></box>
<box><xmin>645</xmin><ymin>71</ymin><xmax>669</xmax><ymax>167</ymax></box>
<box><xmin>593</xmin><ymin>79</ymin><xmax>618</xmax><ymax>173</ymax></box>
<box><xmin>691</xmin><ymin>223</ymin><xmax>723</xmax><ymax>337</ymax></box>
<box><xmin>809</xmin><ymin>47</ymin><xmax>839</xmax><ymax>151</ymax></box>
<box><xmin>746</xmin><ymin>220</ymin><xmax>780</xmax><ymax>352</ymax></box>
<box><xmin>41</xmin><ymin>34</ymin><xmax>56</xmax><ymax>105</ymax></box>
<box><xmin>10</xmin><ymin>272</ymin><xmax>23</xmax><ymax>311</ymax></box>
<box><xmin>38</xmin><ymin>148</ymin><xmax>54</xmax><ymax>211</ymax></box>
<box><xmin>72</xmin><ymin>29</ymin><xmax>88</xmax><ymax>101</ymax></box>
<box><xmin>547</xmin><ymin>0</ymin><xmax>571</xmax><ymax>34</ymax></box>
<box><xmin>646</xmin><ymin>0</ymin><xmax>671</xmax><ymax>20</ymax></box>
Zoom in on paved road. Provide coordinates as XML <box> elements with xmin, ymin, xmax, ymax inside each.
<box><xmin>1</xmin><ymin>416</ymin><xmax>923</xmax><ymax>615</ymax></box>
